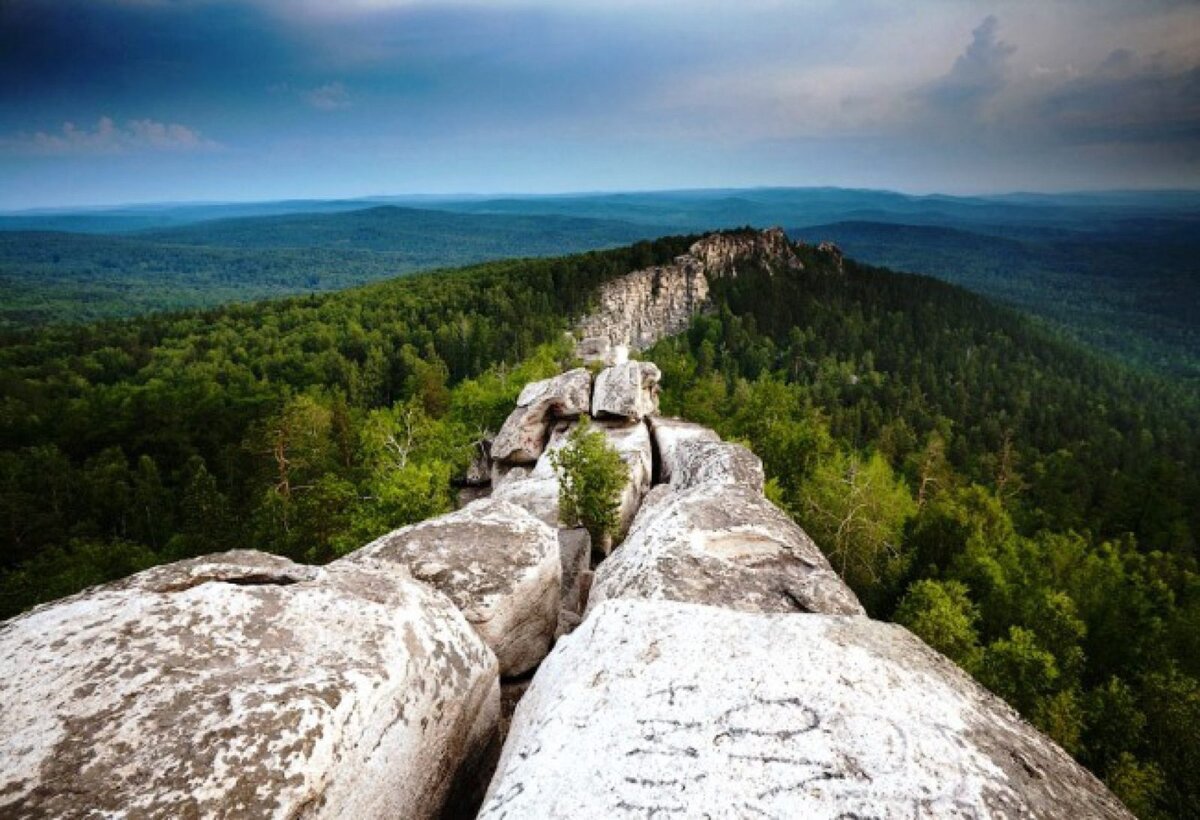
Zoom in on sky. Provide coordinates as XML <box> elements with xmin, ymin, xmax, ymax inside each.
<box><xmin>1</xmin><ymin>0</ymin><xmax>1198</xmax><ymax>209</ymax></box>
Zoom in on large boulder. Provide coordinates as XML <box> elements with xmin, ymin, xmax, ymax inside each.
<box><xmin>0</xmin><ymin>550</ymin><xmax>499</xmax><ymax>819</ymax></box>
<box><xmin>346</xmin><ymin>498</ymin><xmax>560</xmax><ymax>677</ymax></box>
<box><xmin>648</xmin><ymin>416</ymin><xmax>721</xmax><ymax>483</ymax></box>
<box><xmin>592</xmin><ymin>361</ymin><xmax>661</xmax><ymax>422</ymax></box>
<box><xmin>491</xmin><ymin>368</ymin><xmax>592</xmax><ymax>464</ymax></box>
<box><xmin>588</xmin><ymin>482</ymin><xmax>864</xmax><ymax>617</ymax></box>
<box><xmin>480</xmin><ymin>599</ymin><xmax>1133</xmax><ymax>819</ymax></box>
<box><xmin>671</xmin><ymin>439</ymin><xmax>765</xmax><ymax>493</ymax></box>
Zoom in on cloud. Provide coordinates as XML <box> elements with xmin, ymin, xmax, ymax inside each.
<box><xmin>305</xmin><ymin>82</ymin><xmax>352</xmax><ymax>111</ymax></box>
<box><xmin>918</xmin><ymin>15</ymin><xmax>1016</xmax><ymax>114</ymax></box>
<box><xmin>0</xmin><ymin>117</ymin><xmax>221</xmax><ymax>156</ymax></box>
<box><xmin>1032</xmin><ymin>50</ymin><xmax>1200</xmax><ymax>149</ymax></box>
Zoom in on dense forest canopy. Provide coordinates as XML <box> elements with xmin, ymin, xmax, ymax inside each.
<box><xmin>0</xmin><ymin>207</ymin><xmax>662</xmax><ymax>328</ymax></box>
<box><xmin>0</xmin><ymin>231</ymin><xmax>1197</xmax><ymax>816</ymax></box>
<box><xmin>645</xmin><ymin>243</ymin><xmax>1199</xmax><ymax>818</ymax></box>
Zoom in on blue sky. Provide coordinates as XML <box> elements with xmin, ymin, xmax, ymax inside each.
<box><xmin>1</xmin><ymin>0</ymin><xmax>1198</xmax><ymax>208</ymax></box>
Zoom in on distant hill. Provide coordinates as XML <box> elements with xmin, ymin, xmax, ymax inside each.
<box><xmin>794</xmin><ymin>220</ymin><xmax>1200</xmax><ymax>383</ymax></box>
<box><xmin>0</xmin><ymin>207</ymin><xmax>668</xmax><ymax>328</ymax></box>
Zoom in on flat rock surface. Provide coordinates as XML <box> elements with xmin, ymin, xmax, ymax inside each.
<box><xmin>671</xmin><ymin>439</ymin><xmax>766</xmax><ymax>493</ymax></box>
<box><xmin>0</xmin><ymin>550</ymin><xmax>499</xmax><ymax>820</ymax></box>
<box><xmin>588</xmin><ymin>482</ymin><xmax>864</xmax><ymax>617</ymax></box>
<box><xmin>480</xmin><ymin>599</ymin><xmax>1133</xmax><ymax>820</ymax></box>
<box><xmin>348</xmin><ymin>499</ymin><xmax>560</xmax><ymax>677</ymax></box>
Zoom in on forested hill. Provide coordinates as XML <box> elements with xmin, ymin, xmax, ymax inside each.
<box><xmin>0</xmin><ymin>207</ymin><xmax>667</xmax><ymax>329</ymax></box>
<box><xmin>796</xmin><ymin>219</ymin><xmax>1200</xmax><ymax>383</ymax></box>
<box><xmin>0</xmin><ymin>232</ymin><xmax>1197</xmax><ymax>815</ymax></box>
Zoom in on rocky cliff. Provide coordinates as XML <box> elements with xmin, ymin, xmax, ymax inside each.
<box><xmin>576</xmin><ymin>227</ymin><xmax>802</xmax><ymax>358</ymax></box>
<box><xmin>0</xmin><ymin>230</ymin><xmax>1132</xmax><ymax>819</ymax></box>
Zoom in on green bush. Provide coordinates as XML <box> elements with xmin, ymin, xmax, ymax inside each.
<box><xmin>549</xmin><ymin>419</ymin><xmax>627</xmax><ymax>548</ymax></box>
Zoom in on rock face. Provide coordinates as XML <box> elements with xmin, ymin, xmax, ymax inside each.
<box><xmin>688</xmin><ymin>226</ymin><xmax>803</xmax><ymax>277</ymax></box>
<box><xmin>648</xmin><ymin>415</ymin><xmax>721</xmax><ymax>483</ymax></box>
<box><xmin>346</xmin><ymin>498</ymin><xmax>560</xmax><ymax>677</ymax></box>
<box><xmin>588</xmin><ymin>482</ymin><xmax>864</xmax><ymax>617</ymax></box>
<box><xmin>0</xmin><ymin>550</ymin><xmax>499</xmax><ymax>819</ymax></box>
<box><xmin>491</xmin><ymin>368</ymin><xmax>592</xmax><ymax>464</ymax></box>
<box><xmin>575</xmin><ymin>228</ymin><xmax>802</xmax><ymax>354</ymax></box>
<box><xmin>670</xmin><ymin>439</ymin><xmax>766</xmax><ymax>493</ymax></box>
<box><xmin>592</xmin><ymin>361</ymin><xmax>661</xmax><ymax>422</ymax></box>
<box><xmin>480</xmin><ymin>598</ymin><xmax>1133</xmax><ymax>819</ymax></box>
<box><xmin>576</xmin><ymin>262</ymin><xmax>710</xmax><ymax>352</ymax></box>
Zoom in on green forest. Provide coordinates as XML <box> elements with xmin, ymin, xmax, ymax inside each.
<box><xmin>646</xmin><ymin>242</ymin><xmax>1199</xmax><ymax>819</ymax></box>
<box><xmin>0</xmin><ymin>232</ymin><xmax>1197</xmax><ymax>816</ymax></box>
<box><xmin>0</xmin><ymin>206</ymin><xmax>658</xmax><ymax>328</ymax></box>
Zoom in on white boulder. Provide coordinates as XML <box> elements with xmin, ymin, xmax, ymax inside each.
<box><xmin>480</xmin><ymin>599</ymin><xmax>1133</xmax><ymax>819</ymax></box>
<box><xmin>648</xmin><ymin>416</ymin><xmax>721</xmax><ymax>483</ymax></box>
<box><xmin>592</xmin><ymin>361</ymin><xmax>661</xmax><ymax>422</ymax></box>
<box><xmin>588</xmin><ymin>482</ymin><xmax>864</xmax><ymax>616</ymax></box>
<box><xmin>671</xmin><ymin>439</ymin><xmax>766</xmax><ymax>493</ymax></box>
<box><xmin>346</xmin><ymin>498</ymin><xmax>560</xmax><ymax>677</ymax></box>
<box><xmin>0</xmin><ymin>550</ymin><xmax>499</xmax><ymax>820</ymax></box>
<box><xmin>491</xmin><ymin>368</ymin><xmax>592</xmax><ymax>464</ymax></box>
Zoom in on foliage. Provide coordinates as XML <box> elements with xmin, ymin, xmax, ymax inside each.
<box><xmin>797</xmin><ymin>450</ymin><xmax>916</xmax><ymax>609</ymax></box>
<box><xmin>646</xmin><ymin>242</ymin><xmax>1199</xmax><ymax>817</ymax></box>
<box><xmin>0</xmin><ymin>234</ymin><xmax>694</xmax><ymax>616</ymax></box>
<box><xmin>0</xmin><ymin>207</ymin><xmax>662</xmax><ymax>329</ymax></box>
<box><xmin>894</xmin><ymin>579</ymin><xmax>981</xmax><ymax>670</ymax></box>
<box><xmin>549</xmin><ymin>419</ymin><xmax>627</xmax><ymax>547</ymax></box>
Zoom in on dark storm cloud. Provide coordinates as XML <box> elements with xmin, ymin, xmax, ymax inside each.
<box><xmin>1036</xmin><ymin>51</ymin><xmax>1200</xmax><ymax>151</ymax></box>
<box><xmin>916</xmin><ymin>15</ymin><xmax>1016</xmax><ymax>115</ymax></box>
<box><xmin>0</xmin><ymin>1</ymin><xmax>298</xmax><ymax>107</ymax></box>
<box><xmin>1</xmin><ymin>1</ymin><xmax>1198</xmax><ymax>206</ymax></box>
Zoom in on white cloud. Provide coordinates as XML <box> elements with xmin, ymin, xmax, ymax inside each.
<box><xmin>305</xmin><ymin>82</ymin><xmax>352</xmax><ymax>111</ymax></box>
<box><xmin>0</xmin><ymin>116</ymin><xmax>220</xmax><ymax>156</ymax></box>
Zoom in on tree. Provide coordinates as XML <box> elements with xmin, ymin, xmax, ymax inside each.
<box><xmin>894</xmin><ymin>579</ymin><xmax>981</xmax><ymax>670</ymax></box>
<box><xmin>550</xmin><ymin>419</ymin><xmax>626</xmax><ymax>549</ymax></box>
<box><xmin>798</xmin><ymin>450</ymin><xmax>916</xmax><ymax>611</ymax></box>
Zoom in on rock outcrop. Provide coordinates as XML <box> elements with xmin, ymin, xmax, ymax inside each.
<box><xmin>344</xmin><ymin>498</ymin><xmax>560</xmax><ymax>677</ymax></box>
<box><xmin>588</xmin><ymin>482</ymin><xmax>864</xmax><ymax>617</ymax></box>
<box><xmin>0</xmin><ymin>551</ymin><xmax>499</xmax><ymax>819</ymax></box>
<box><xmin>648</xmin><ymin>415</ymin><xmax>721</xmax><ymax>483</ymax></box>
<box><xmin>491</xmin><ymin>368</ymin><xmax>592</xmax><ymax>463</ymax></box>
<box><xmin>480</xmin><ymin>598</ymin><xmax>1133</xmax><ymax>819</ymax></box>
<box><xmin>0</xmin><ymin>231</ymin><xmax>1133</xmax><ymax>818</ymax></box>
<box><xmin>670</xmin><ymin>438</ymin><xmax>766</xmax><ymax>492</ymax></box>
<box><xmin>592</xmin><ymin>360</ymin><xmax>661</xmax><ymax>422</ymax></box>
<box><xmin>576</xmin><ymin>227</ymin><xmax>802</xmax><ymax>354</ymax></box>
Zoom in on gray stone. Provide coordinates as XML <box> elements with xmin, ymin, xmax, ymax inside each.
<box><xmin>480</xmin><ymin>599</ymin><xmax>1133</xmax><ymax>819</ymax></box>
<box><xmin>671</xmin><ymin>439</ymin><xmax>765</xmax><ymax>493</ymax></box>
<box><xmin>588</xmin><ymin>482</ymin><xmax>864</xmax><ymax>617</ymax></box>
<box><xmin>347</xmin><ymin>498</ymin><xmax>560</xmax><ymax>677</ymax></box>
<box><xmin>595</xmin><ymin>419</ymin><xmax>653</xmax><ymax>547</ymax></box>
<box><xmin>592</xmin><ymin>361</ymin><xmax>661</xmax><ymax>422</ymax></box>
<box><xmin>558</xmin><ymin>528</ymin><xmax>591</xmax><ymax>615</ymax></box>
<box><xmin>491</xmin><ymin>368</ymin><xmax>592</xmax><ymax>464</ymax></box>
<box><xmin>515</xmin><ymin>367</ymin><xmax>592</xmax><ymax>413</ymax></box>
<box><xmin>648</xmin><ymin>416</ymin><xmax>721</xmax><ymax>483</ymax></box>
<box><xmin>0</xmin><ymin>550</ymin><xmax>499</xmax><ymax>820</ymax></box>
<box><xmin>573</xmin><ymin>229</ymin><xmax>803</xmax><ymax>355</ymax></box>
